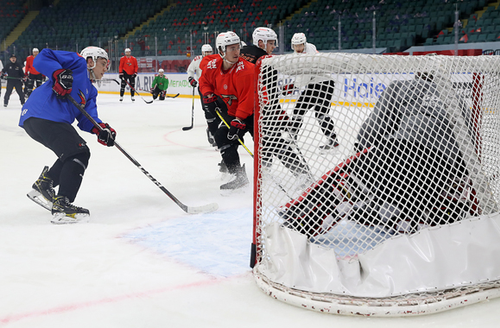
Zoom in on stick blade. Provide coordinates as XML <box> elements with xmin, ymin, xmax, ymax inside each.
<box><xmin>182</xmin><ymin>126</ymin><xmax>193</xmax><ymax>131</ymax></box>
<box><xmin>186</xmin><ymin>202</ymin><xmax>219</xmax><ymax>214</ymax></box>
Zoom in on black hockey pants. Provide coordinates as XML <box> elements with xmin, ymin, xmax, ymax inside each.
<box><xmin>292</xmin><ymin>80</ymin><xmax>336</xmax><ymax>140</ymax></box>
<box><xmin>23</xmin><ymin>118</ymin><xmax>91</xmax><ymax>203</ymax></box>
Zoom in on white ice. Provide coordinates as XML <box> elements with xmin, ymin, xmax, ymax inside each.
<box><xmin>0</xmin><ymin>92</ymin><xmax>499</xmax><ymax>327</ymax></box>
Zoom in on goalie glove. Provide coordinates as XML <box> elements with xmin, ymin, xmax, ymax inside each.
<box><xmin>227</xmin><ymin>118</ymin><xmax>246</xmax><ymax>141</ymax></box>
<box><xmin>91</xmin><ymin>123</ymin><xmax>116</xmax><ymax>147</ymax></box>
<box><xmin>188</xmin><ymin>77</ymin><xmax>198</xmax><ymax>88</ymax></box>
<box><xmin>52</xmin><ymin>69</ymin><xmax>73</xmax><ymax>98</ymax></box>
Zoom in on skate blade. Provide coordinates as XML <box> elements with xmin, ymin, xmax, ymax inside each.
<box><xmin>51</xmin><ymin>212</ymin><xmax>90</xmax><ymax>224</ymax></box>
<box><xmin>220</xmin><ymin>183</ymin><xmax>250</xmax><ymax>196</ymax></box>
<box><xmin>318</xmin><ymin>143</ymin><xmax>340</xmax><ymax>155</ymax></box>
<box><xmin>27</xmin><ymin>189</ymin><xmax>52</xmax><ymax>211</ymax></box>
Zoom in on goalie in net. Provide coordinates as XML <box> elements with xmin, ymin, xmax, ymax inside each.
<box><xmin>281</xmin><ymin>71</ymin><xmax>476</xmax><ymax>237</ymax></box>
<box><xmin>253</xmin><ymin>53</ymin><xmax>500</xmax><ymax>316</ymax></box>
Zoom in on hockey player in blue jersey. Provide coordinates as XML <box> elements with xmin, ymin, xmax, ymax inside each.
<box><xmin>20</xmin><ymin>46</ymin><xmax>116</xmax><ymax>224</ymax></box>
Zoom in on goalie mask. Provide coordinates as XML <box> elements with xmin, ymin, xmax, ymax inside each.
<box><xmin>252</xmin><ymin>27</ymin><xmax>278</xmax><ymax>47</ymax></box>
<box><xmin>80</xmin><ymin>46</ymin><xmax>109</xmax><ymax>70</ymax></box>
<box><xmin>201</xmin><ymin>44</ymin><xmax>213</xmax><ymax>57</ymax></box>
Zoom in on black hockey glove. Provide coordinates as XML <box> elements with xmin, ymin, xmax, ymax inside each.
<box><xmin>91</xmin><ymin>123</ymin><xmax>116</xmax><ymax>147</ymax></box>
<box><xmin>52</xmin><ymin>69</ymin><xmax>73</xmax><ymax>98</ymax></box>
<box><xmin>188</xmin><ymin>77</ymin><xmax>198</xmax><ymax>88</ymax></box>
<box><xmin>119</xmin><ymin>72</ymin><xmax>124</xmax><ymax>80</ymax></box>
<box><xmin>227</xmin><ymin>118</ymin><xmax>246</xmax><ymax>141</ymax></box>
<box><xmin>202</xmin><ymin>93</ymin><xmax>217</xmax><ymax>113</ymax></box>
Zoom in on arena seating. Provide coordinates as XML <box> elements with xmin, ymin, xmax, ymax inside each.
<box><xmin>0</xmin><ymin>0</ymin><xmax>28</xmax><ymax>49</ymax></box>
<box><xmin>2</xmin><ymin>0</ymin><xmax>500</xmax><ymax>70</ymax></box>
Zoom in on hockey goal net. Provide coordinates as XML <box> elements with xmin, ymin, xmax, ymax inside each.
<box><xmin>252</xmin><ymin>53</ymin><xmax>500</xmax><ymax>316</ymax></box>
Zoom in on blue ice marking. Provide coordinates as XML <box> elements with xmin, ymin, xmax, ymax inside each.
<box><xmin>124</xmin><ymin>207</ymin><xmax>253</xmax><ymax>277</ymax></box>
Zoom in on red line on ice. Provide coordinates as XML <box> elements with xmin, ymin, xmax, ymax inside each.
<box><xmin>0</xmin><ymin>278</ymin><xmax>219</xmax><ymax>324</ymax></box>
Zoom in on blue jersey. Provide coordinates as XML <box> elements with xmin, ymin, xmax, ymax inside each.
<box><xmin>19</xmin><ymin>49</ymin><xmax>102</xmax><ymax>132</ymax></box>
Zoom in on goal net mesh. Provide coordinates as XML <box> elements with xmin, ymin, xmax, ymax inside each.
<box><xmin>252</xmin><ymin>53</ymin><xmax>500</xmax><ymax>316</ymax></box>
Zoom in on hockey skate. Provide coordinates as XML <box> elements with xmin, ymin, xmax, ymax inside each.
<box><xmin>293</xmin><ymin>172</ymin><xmax>314</xmax><ymax>191</ymax></box>
<box><xmin>51</xmin><ymin>196</ymin><xmax>90</xmax><ymax>224</ymax></box>
<box><xmin>218</xmin><ymin>160</ymin><xmax>228</xmax><ymax>173</ymax></box>
<box><xmin>27</xmin><ymin>166</ymin><xmax>55</xmax><ymax>211</ymax></box>
<box><xmin>319</xmin><ymin>138</ymin><xmax>339</xmax><ymax>151</ymax></box>
<box><xmin>220</xmin><ymin>164</ymin><xmax>249</xmax><ymax>191</ymax></box>
<box><xmin>131</xmin><ymin>96</ymin><xmax>135</xmax><ymax>102</ymax></box>
<box><xmin>119</xmin><ymin>96</ymin><xmax>123</xmax><ymax>102</ymax></box>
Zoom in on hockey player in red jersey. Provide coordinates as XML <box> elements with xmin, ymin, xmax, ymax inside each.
<box><xmin>25</xmin><ymin>48</ymin><xmax>44</xmax><ymax>99</ymax></box>
<box><xmin>199</xmin><ymin>31</ymin><xmax>255</xmax><ymax>190</ymax></box>
<box><xmin>119</xmin><ymin>48</ymin><xmax>138</xmax><ymax>102</ymax></box>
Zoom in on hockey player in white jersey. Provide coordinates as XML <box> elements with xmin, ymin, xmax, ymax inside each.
<box><xmin>291</xmin><ymin>32</ymin><xmax>318</xmax><ymax>54</ymax></box>
<box><xmin>186</xmin><ymin>44</ymin><xmax>216</xmax><ymax>147</ymax></box>
<box><xmin>288</xmin><ymin>32</ymin><xmax>338</xmax><ymax>150</ymax></box>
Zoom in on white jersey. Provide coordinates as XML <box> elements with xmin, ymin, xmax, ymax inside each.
<box><xmin>292</xmin><ymin>42</ymin><xmax>328</xmax><ymax>88</ymax></box>
<box><xmin>301</xmin><ymin>42</ymin><xmax>318</xmax><ymax>55</ymax></box>
<box><xmin>187</xmin><ymin>55</ymin><xmax>204</xmax><ymax>81</ymax></box>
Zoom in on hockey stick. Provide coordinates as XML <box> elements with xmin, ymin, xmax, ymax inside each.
<box><xmin>137</xmin><ymin>86</ymin><xmax>179</xmax><ymax>99</ymax></box>
<box><xmin>101</xmin><ymin>78</ymin><xmax>120</xmax><ymax>85</ymax></box>
<box><xmin>66</xmin><ymin>95</ymin><xmax>218</xmax><ymax>214</ymax></box>
<box><xmin>2</xmin><ymin>76</ymin><xmax>25</xmax><ymax>81</ymax></box>
<box><xmin>215</xmin><ymin>108</ymin><xmax>254</xmax><ymax>157</ymax></box>
<box><xmin>122</xmin><ymin>79</ymin><xmax>153</xmax><ymax>104</ymax></box>
<box><xmin>182</xmin><ymin>88</ymin><xmax>195</xmax><ymax>131</ymax></box>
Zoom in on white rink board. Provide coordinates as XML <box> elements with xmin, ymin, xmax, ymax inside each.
<box><xmin>96</xmin><ymin>72</ymin><xmax>192</xmax><ymax>95</ymax></box>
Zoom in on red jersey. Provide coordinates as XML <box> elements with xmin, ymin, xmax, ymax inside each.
<box><xmin>119</xmin><ymin>55</ymin><xmax>138</xmax><ymax>75</ymax></box>
<box><xmin>199</xmin><ymin>55</ymin><xmax>255</xmax><ymax>120</ymax></box>
<box><xmin>25</xmin><ymin>55</ymin><xmax>41</xmax><ymax>75</ymax></box>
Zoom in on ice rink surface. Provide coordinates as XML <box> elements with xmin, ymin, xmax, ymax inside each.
<box><xmin>1</xmin><ymin>91</ymin><xmax>500</xmax><ymax>327</ymax></box>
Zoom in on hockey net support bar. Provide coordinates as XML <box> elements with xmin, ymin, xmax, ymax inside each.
<box><xmin>252</xmin><ymin>53</ymin><xmax>500</xmax><ymax>316</ymax></box>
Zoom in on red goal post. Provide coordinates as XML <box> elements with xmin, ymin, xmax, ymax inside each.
<box><xmin>252</xmin><ymin>53</ymin><xmax>500</xmax><ymax>316</ymax></box>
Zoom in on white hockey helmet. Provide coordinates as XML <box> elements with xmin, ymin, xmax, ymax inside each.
<box><xmin>215</xmin><ymin>31</ymin><xmax>240</xmax><ymax>56</ymax></box>
<box><xmin>80</xmin><ymin>46</ymin><xmax>109</xmax><ymax>69</ymax></box>
<box><xmin>201</xmin><ymin>44</ymin><xmax>213</xmax><ymax>56</ymax></box>
<box><xmin>32</xmin><ymin>48</ymin><xmax>39</xmax><ymax>54</ymax></box>
<box><xmin>252</xmin><ymin>27</ymin><xmax>278</xmax><ymax>46</ymax></box>
<box><xmin>124</xmin><ymin>48</ymin><xmax>131</xmax><ymax>54</ymax></box>
<box><xmin>158</xmin><ymin>68</ymin><xmax>164</xmax><ymax>73</ymax></box>
<box><xmin>291</xmin><ymin>33</ymin><xmax>307</xmax><ymax>46</ymax></box>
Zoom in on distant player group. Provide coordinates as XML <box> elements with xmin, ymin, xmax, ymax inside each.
<box><xmin>0</xmin><ymin>48</ymin><xmax>45</xmax><ymax>107</ymax></box>
<box><xmin>12</xmin><ymin>27</ymin><xmax>338</xmax><ymax>223</ymax></box>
